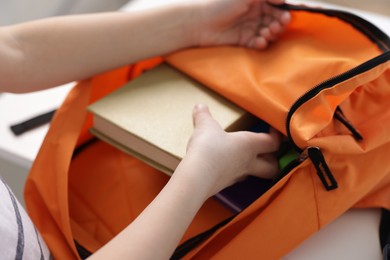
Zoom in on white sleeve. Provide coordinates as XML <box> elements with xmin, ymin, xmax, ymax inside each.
<box><xmin>0</xmin><ymin>178</ymin><xmax>52</xmax><ymax>260</ymax></box>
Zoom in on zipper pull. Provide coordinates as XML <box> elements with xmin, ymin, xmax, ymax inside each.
<box><xmin>334</xmin><ymin>107</ymin><xmax>363</xmax><ymax>141</ymax></box>
<box><xmin>307</xmin><ymin>147</ymin><xmax>338</xmax><ymax>191</ymax></box>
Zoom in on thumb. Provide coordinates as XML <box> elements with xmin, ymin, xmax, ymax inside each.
<box><xmin>192</xmin><ymin>104</ymin><xmax>218</xmax><ymax>129</ymax></box>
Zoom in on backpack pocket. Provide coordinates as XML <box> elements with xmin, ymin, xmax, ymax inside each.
<box><xmin>287</xmin><ymin>52</ymin><xmax>390</xmax><ymax>189</ymax></box>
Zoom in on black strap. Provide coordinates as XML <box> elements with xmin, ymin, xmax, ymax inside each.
<box><xmin>385</xmin><ymin>245</ymin><xmax>390</xmax><ymax>260</ymax></box>
<box><xmin>380</xmin><ymin>209</ymin><xmax>390</xmax><ymax>259</ymax></box>
<box><xmin>10</xmin><ymin>109</ymin><xmax>56</xmax><ymax>136</ymax></box>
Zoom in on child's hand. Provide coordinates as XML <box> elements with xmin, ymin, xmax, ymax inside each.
<box><xmin>189</xmin><ymin>0</ymin><xmax>291</xmax><ymax>49</ymax></box>
<box><xmin>181</xmin><ymin>104</ymin><xmax>281</xmax><ymax>197</ymax></box>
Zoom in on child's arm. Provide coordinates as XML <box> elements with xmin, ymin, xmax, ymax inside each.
<box><xmin>0</xmin><ymin>8</ymin><xmax>191</xmax><ymax>93</ymax></box>
<box><xmin>89</xmin><ymin>104</ymin><xmax>281</xmax><ymax>259</ymax></box>
<box><xmin>0</xmin><ymin>0</ymin><xmax>289</xmax><ymax>93</ymax></box>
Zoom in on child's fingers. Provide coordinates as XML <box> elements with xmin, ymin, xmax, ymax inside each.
<box><xmin>251</xmin><ymin>153</ymin><xmax>280</xmax><ymax>179</ymax></box>
<box><xmin>243</xmin><ymin>131</ymin><xmax>281</xmax><ymax>154</ymax></box>
<box><xmin>269</xmin><ymin>127</ymin><xmax>283</xmax><ymax>146</ymax></box>
<box><xmin>248</xmin><ymin>36</ymin><xmax>268</xmax><ymax>49</ymax></box>
<box><xmin>266</xmin><ymin>0</ymin><xmax>285</xmax><ymax>4</ymax></box>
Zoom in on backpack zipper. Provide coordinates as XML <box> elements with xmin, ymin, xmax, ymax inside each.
<box><xmin>334</xmin><ymin>106</ymin><xmax>363</xmax><ymax>141</ymax></box>
<box><xmin>286</xmin><ymin>51</ymin><xmax>390</xmax><ymax>191</ymax></box>
<box><xmin>277</xmin><ymin>4</ymin><xmax>390</xmax><ymax>52</ymax></box>
<box><xmin>286</xmin><ymin>51</ymin><xmax>390</xmax><ymax>153</ymax></box>
<box><xmin>276</xmin><ymin>3</ymin><xmax>390</xmax><ymax>191</ymax></box>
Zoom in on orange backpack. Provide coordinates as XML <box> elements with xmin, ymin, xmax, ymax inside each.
<box><xmin>25</xmin><ymin>4</ymin><xmax>390</xmax><ymax>259</ymax></box>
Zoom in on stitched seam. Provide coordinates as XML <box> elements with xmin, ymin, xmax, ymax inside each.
<box><xmin>309</xmin><ymin>166</ymin><xmax>321</xmax><ymax>230</ymax></box>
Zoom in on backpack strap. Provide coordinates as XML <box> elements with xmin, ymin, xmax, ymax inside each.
<box><xmin>10</xmin><ymin>109</ymin><xmax>57</xmax><ymax>136</ymax></box>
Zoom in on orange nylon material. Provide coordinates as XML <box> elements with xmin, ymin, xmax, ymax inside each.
<box><xmin>68</xmin><ymin>141</ymin><xmax>232</xmax><ymax>253</ymax></box>
<box><xmin>24</xmin><ymin>58</ymin><xmax>232</xmax><ymax>259</ymax></box>
<box><xmin>23</xmin><ymin>58</ymin><xmax>165</xmax><ymax>259</ymax></box>
<box><xmin>166</xmin><ymin>11</ymin><xmax>382</xmax><ymax>134</ymax></box>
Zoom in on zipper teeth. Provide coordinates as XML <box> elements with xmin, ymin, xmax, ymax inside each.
<box><xmin>287</xmin><ymin>51</ymin><xmax>390</xmax><ymax>152</ymax></box>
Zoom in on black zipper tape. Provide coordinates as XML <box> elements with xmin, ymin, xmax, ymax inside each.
<box><xmin>275</xmin><ymin>3</ymin><xmax>390</xmax><ymax>51</ymax></box>
<box><xmin>171</xmin><ymin>215</ymin><xmax>236</xmax><ymax>260</ymax></box>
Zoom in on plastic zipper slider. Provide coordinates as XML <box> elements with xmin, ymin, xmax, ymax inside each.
<box><xmin>306</xmin><ymin>146</ymin><xmax>338</xmax><ymax>191</ymax></box>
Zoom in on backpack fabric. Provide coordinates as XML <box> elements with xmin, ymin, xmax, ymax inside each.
<box><xmin>24</xmin><ymin>4</ymin><xmax>390</xmax><ymax>259</ymax></box>
<box><xmin>24</xmin><ymin>58</ymin><xmax>234</xmax><ymax>259</ymax></box>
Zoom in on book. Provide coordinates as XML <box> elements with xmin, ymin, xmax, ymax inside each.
<box><xmin>88</xmin><ymin>63</ymin><xmax>257</xmax><ymax>175</ymax></box>
<box><xmin>88</xmin><ymin>63</ymin><xmax>299</xmax><ymax>213</ymax></box>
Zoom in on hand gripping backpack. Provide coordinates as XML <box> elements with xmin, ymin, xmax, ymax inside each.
<box><xmin>24</xmin><ymin>4</ymin><xmax>390</xmax><ymax>259</ymax></box>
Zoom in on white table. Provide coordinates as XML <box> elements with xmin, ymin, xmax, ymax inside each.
<box><xmin>0</xmin><ymin>83</ymin><xmax>74</xmax><ymax>168</ymax></box>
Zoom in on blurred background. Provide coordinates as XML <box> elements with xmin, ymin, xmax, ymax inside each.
<box><xmin>0</xmin><ymin>0</ymin><xmax>388</xmax><ymax>25</ymax></box>
<box><xmin>318</xmin><ymin>0</ymin><xmax>389</xmax><ymax>16</ymax></box>
<box><xmin>0</xmin><ymin>0</ymin><xmax>129</xmax><ymax>25</ymax></box>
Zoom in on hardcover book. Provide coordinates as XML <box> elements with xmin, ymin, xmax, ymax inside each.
<box><xmin>88</xmin><ymin>63</ymin><xmax>257</xmax><ymax>175</ymax></box>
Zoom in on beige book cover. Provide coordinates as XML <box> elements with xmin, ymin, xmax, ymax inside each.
<box><xmin>88</xmin><ymin>63</ymin><xmax>256</xmax><ymax>175</ymax></box>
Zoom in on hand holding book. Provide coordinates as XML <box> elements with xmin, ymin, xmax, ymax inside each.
<box><xmin>88</xmin><ymin>63</ymin><xmax>285</xmax><ymax>213</ymax></box>
<box><xmin>183</xmin><ymin>104</ymin><xmax>281</xmax><ymax>198</ymax></box>
<box><xmin>88</xmin><ymin>63</ymin><xmax>259</xmax><ymax>175</ymax></box>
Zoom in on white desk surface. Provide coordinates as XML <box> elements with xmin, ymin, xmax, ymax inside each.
<box><xmin>0</xmin><ymin>83</ymin><xmax>74</xmax><ymax>168</ymax></box>
<box><xmin>0</xmin><ymin>0</ymin><xmax>389</xmax><ymax>169</ymax></box>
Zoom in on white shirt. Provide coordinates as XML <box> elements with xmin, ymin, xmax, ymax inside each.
<box><xmin>0</xmin><ymin>178</ymin><xmax>51</xmax><ymax>260</ymax></box>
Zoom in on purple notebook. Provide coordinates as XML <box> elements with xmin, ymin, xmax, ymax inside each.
<box><xmin>214</xmin><ymin>176</ymin><xmax>272</xmax><ymax>213</ymax></box>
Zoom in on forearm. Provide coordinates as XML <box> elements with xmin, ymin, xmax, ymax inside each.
<box><xmin>89</xmin><ymin>158</ymin><xmax>213</xmax><ymax>259</ymax></box>
<box><xmin>0</xmin><ymin>5</ymin><xmax>194</xmax><ymax>93</ymax></box>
